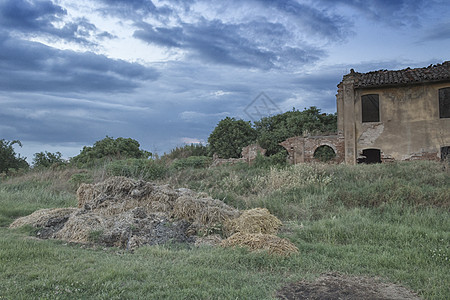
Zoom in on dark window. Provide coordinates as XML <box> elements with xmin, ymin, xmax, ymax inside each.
<box><xmin>439</xmin><ymin>88</ymin><xmax>450</xmax><ymax>118</ymax></box>
<box><xmin>362</xmin><ymin>94</ymin><xmax>380</xmax><ymax>122</ymax></box>
<box><xmin>442</xmin><ymin>146</ymin><xmax>450</xmax><ymax>161</ymax></box>
<box><xmin>357</xmin><ymin>149</ymin><xmax>381</xmax><ymax>164</ymax></box>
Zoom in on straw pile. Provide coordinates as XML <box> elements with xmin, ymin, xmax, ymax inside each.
<box><xmin>221</xmin><ymin>232</ymin><xmax>299</xmax><ymax>256</ymax></box>
<box><xmin>9</xmin><ymin>208</ymin><xmax>77</xmax><ymax>229</ymax></box>
<box><xmin>224</xmin><ymin>208</ymin><xmax>282</xmax><ymax>236</ymax></box>
<box><xmin>54</xmin><ymin>212</ymin><xmax>105</xmax><ymax>243</ymax></box>
<box><xmin>9</xmin><ymin>176</ymin><xmax>298</xmax><ymax>254</ymax></box>
<box><xmin>172</xmin><ymin>196</ymin><xmax>239</xmax><ymax>225</ymax></box>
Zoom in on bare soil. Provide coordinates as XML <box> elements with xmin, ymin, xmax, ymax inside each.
<box><xmin>276</xmin><ymin>273</ymin><xmax>422</xmax><ymax>300</ymax></box>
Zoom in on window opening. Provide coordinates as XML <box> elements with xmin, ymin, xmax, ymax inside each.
<box><xmin>439</xmin><ymin>88</ymin><xmax>450</xmax><ymax>118</ymax></box>
<box><xmin>362</xmin><ymin>94</ymin><xmax>380</xmax><ymax>122</ymax></box>
<box><xmin>357</xmin><ymin>149</ymin><xmax>381</xmax><ymax>164</ymax></box>
<box><xmin>313</xmin><ymin>145</ymin><xmax>336</xmax><ymax>162</ymax></box>
<box><xmin>441</xmin><ymin>146</ymin><xmax>450</xmax><ymax>161</ymax></box>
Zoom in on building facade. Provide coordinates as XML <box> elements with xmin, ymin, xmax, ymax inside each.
<box><xmin>281</xmin><ymin>61</ymin><xmax>450</xmax><ymax>164</ymax></box>
<box><xmin>337</xmin><ymin>61</ymin><xmax>450</xmax><ymax>164</ymax></box>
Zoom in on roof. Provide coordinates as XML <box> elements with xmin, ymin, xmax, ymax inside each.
<box><xmin>344</xmin><ymin>61</ymin><xmax>450</xmax><ymax>88</ymax></box>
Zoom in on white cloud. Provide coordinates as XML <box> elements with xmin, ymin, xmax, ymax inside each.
<box><xmin>179</xmin><ymin>111</ymin><xmax>230</xmax><ymax>122</ymax></box>
<box><xmin>180</xmin><ymin>137</ymin><xmax>205</xmax><ymax>144</ymax></box>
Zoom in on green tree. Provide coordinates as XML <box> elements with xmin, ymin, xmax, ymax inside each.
<box><xmin>33</xmin><ymin>151</ymin><xmax>65</xmax><ymax>168</ymax></box>
<box><xmin>208</xmin><ymin>117</ymin><xmax>257</xmax><ymax>158</ymax></box>
<box><xmin>0</xmin><ymin>139</ymin><xmax>29</xmax><ymax>174</ymax></box>
<box><xmin>71</xmin><ymin>136</ymin><xmax>152</xmax><ymax>167</ymax></box>
<box><xmin>254</xmin><ymin>107</ymin><xmax>337</xmax><ymax>155</ymax></box>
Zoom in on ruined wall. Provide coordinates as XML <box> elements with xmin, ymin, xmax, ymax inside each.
<box><xmin>241</xmin><ymin>144</ymin><xmax>267</xmax><ymax>164</ymax></box>
<box><xmin>211</xmin><ymin>144</ymin><xmax>267</xmax><ymax>167</ymax></box>
<box><xmin>337</xmin><ymin>79</ymin><xmax>450</xmax><ymax>163</ymax></box>
<box><xmin>280</xmin><ymin>135</ymin><xmax>345</xmax><ymax>164</ymax></box>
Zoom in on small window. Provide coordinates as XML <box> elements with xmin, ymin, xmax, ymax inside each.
<box><xmin>362</xmin><ymin>94</ymin><xmax>380</xmax><ymax>122</ymax></box>
<box><xmin>442</xmin><ymin>146</ymin><xmax>450</xmax><ymax>161</ymax></box>
<box><xmin>439</xmin><ymin>88</ymin><xmax>450</xmax><ymax>118</ymax></box>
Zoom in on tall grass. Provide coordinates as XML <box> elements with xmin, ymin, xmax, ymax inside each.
<box><xmin>0</xmin><ymin>161</ymin><xmax>448</xmax><ymax>299</ymax></box>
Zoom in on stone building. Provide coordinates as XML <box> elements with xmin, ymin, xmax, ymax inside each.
<box><xmin>281</xmin><ymin>61</ymin><xmax>450</xmax><ymax>164</ymax></box>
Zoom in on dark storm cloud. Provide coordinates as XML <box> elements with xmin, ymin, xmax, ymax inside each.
<box><xmin>421</xmin><ymin>22</ymin><xmax>450</xmax><ymax>42</ymax></box>
<box><xmin>95</xmin><ymin>0</ymin><xmax>173</xmax><ymax>19</ymax></box>
<box><xmin>252</xmin><ymin>0</ymin><xmax>348</xmax><ymax>40</ymax></box>
<box><xmin>0</xmin><ymin>33</ymin><xmax>159</xmax><ymax>93</ymax></box>
<box><xmin>0</xmin><ymin>0</ymin><xmax>113</xmax><ymax>45</ymax></box>
<box><xmin>134</xmin><ymin>19</ymin><xmax>325</xmax><ymax>70</ymax></box>
<box><xmin>318</xmin><ymin>0</ymin><xmax>428</xmax><ymax>27</ymax></box>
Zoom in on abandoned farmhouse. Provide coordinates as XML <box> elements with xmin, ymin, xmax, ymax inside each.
<box><xmin>280</xmin><ymin>61</ymin><xmax>450</xmax><ymax>165</ymax></box>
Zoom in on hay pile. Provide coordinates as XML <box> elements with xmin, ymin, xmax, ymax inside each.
<box><xmin>221</xmin><ymin>233</ymin><xmax>299</xmax><ymax>256</ymax></box>
<box><xmin>10</xmin><ymin>208</ymin><xmax>77</xmax><ymax>229</ymax></box>
<box><xmin>9</xmin><ymin>176</ymin><xmax>298</xmax><ymax>255</ymax></box>
<box><xmin>220</xmin><ymin>208</ymin><xmax>298</xmax><ymax>256</ymax></box>
<box><xmin>173</xmin><ymin>196</ymin><xmax>239</xmax><ymax>225</ymax></box>
<box><xmin>224</xmin><ymin>208</ymin><xmax>282</xmax><ymax>235</ymax></box>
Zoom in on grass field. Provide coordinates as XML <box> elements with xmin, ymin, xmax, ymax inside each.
<box><xmin>0</xmin><ymin>161</ymin><xmax>449</xmax><ymax>299</ymax></box>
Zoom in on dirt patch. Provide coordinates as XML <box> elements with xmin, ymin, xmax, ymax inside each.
<box><xmin>276</xmin><ymin>273</ymin><xmax>422</xmax><ymax>300</ymax></box>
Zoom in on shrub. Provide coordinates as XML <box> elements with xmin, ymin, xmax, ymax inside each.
<box><xmin>33</xmin><ymin>151</ymin><xmax>66</xmax><ymax>169</ymax></box>
<box><xmin>0</xmin><ymin>139</ymin><xmax>29</xmax><ymax>175</ymax></box>
<box><xmin>71</xmin><ymin>136</ymin><xmax>151</xmax><ymax>167</ymax></box>
<box><xmin>208</xmin><ymin>117</ymin><xmax>257</xmax><ymax>158</ymax></box>
<box><xmin>163</xmin><ymin>144</ymin><xmax>209</xmax><ymax>160</ymax></box>
<box><xmin>171</xmin><ymin>156</ymin><xmax>212</xmax><ymax>170</ymax></box>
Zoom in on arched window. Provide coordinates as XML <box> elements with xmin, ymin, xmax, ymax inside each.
<box><xmin>313</xmin><ymin>145</ymin><xmax>336</xmax><ymax>162</ymax></box>
<box><xmin>361</xmin><ymin>94</ymin><xmax>380</xmax><ymax>122</ymax></box>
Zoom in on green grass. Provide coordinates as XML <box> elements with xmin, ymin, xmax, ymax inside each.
<box><xmin>0</xmin><ymin>161</ymin><xmax>449</xmax><ymax>299</ymax></box>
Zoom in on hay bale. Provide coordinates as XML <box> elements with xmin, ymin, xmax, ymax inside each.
<box><xmin>224</xmin><ymin>208</ymin><xmax>282</xmax><ymax>236</ymax></box>
<box><xmin>221</xmin><ymin>232</ymin><xmax>298</xmax><ymax>256</ymax></box>
<box><xmin>172</xmin><ymin>196</ymin><xmax>239</xmax><ymax>225</ymax></box>
<box><xmin>9</xmin><ymin>208</ymin><xmax>77</xmax><ymax>229</ymax></box>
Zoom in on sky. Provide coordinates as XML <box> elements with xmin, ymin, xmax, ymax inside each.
<box><xmin>1</xmin><ymin>0</ymin><xmax>449</xmax><ymax>162</ymax></box>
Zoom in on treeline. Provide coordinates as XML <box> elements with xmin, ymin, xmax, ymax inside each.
<box><xmin>1</xmin><ymin>106</ymin><xmax>336</xmax><ymax>175</ymax></box>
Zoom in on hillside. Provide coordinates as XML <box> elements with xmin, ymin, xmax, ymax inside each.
<box><xmin>0</xmin><ymin>161</ymin><xmax>449</xmax><ymax>299</ymax></box>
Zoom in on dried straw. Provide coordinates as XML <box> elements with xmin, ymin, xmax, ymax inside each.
<box><xmin>54</xmin><ymin>212</ymin><xmax>105</xmax><ymax>243</ymax></box>
<box><xmin>224</xmin><ymin>208</ymin><xmax>282</xmax><ymax>236</ymax></box>
<box><xmin>9</xmin><ymin>208</ymin><xmax>77</xmax><ymax>228</ymax></box>
<box><xmin>172</xmin><ymin>196</ymin><xmax>239</xmax><ymax>225</ymax></box>
<box><xmin>221</xmin><ymin>232</ymin><xmax>299</xmax><ymax>256</ymax></box>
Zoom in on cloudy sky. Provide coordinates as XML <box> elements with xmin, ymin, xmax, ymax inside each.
<box><xmin>1</xmin><ymin>0</ymin><xmax>449</xmax><ymax>161</ymax></box>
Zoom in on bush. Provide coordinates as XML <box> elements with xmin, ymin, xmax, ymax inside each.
<box><xmin>208</xmin><ymin>117</ymin><xmax>257</xmax><ymax>158</ymax></box>
<box><xmin>0</xmin><ymin>139</ymin><xmax>29</xmax><ymax>175</ymax></box>
<box><xmin>71</xmin><ymin>136</ymin><xmax>151</xmax><ymax>167</ymax></box>
<box><xmin>163</xmin><ymin>144</ymin><xmax>209</xmax><ymax>160</ymax></box>
<box><xmin>105</xmin><ymin>159</ymin><xmax>167</xmax><ymax>181</ymax></box>
<box><xmin>252</xmin><ymin>151</ymin><xmax>287</xmax><ymax>169</ymax></box>
<box><xmin>33</xmin><ymin>151</ymin><xmax>66</xmax><ymax>169</ymax></box>
<box><xmin>171</xmin><ymin>156</ymin><xmax>212</xmax><ymax>170</ymax></box>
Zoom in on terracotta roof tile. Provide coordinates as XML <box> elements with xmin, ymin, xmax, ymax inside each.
<box><xmin>347</xmin><ymin>61</ymin><xmax>450</xmax><ymax>88</ymax></box>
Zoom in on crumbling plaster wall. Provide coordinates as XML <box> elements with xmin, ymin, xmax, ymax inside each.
<box><xmin>338</xmin><ymin>80</ymin><xmax>450</xmax><ymax>163</ymax></box>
